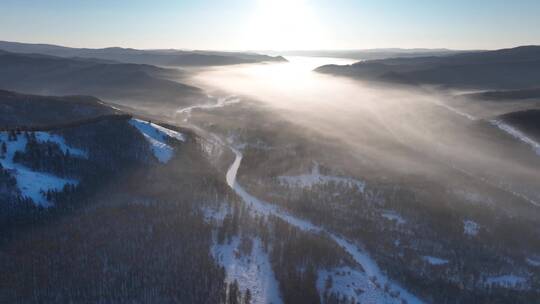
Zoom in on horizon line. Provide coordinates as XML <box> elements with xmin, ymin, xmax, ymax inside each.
<box><xmin>2</xmin><ymin>38</ymin><xmax>540</xmax><ymax>53</ymax></box>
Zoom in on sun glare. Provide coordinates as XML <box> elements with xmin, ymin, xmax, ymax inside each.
<box><xmin>243</xmin><ymin>0</ymin><xmax>325</xmax><ymax>50</ymax></box>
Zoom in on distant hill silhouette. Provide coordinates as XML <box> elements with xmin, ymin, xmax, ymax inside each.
<box><xmin>0</xmin><ymin>89</ymin><xmax>118</xmax><ymax>128</ymax></box>
<box><xmin>0</xmin><ymin>50</ymin><xmax>204</xmax><ymax>107</ymax></box>
<box><xmin>316</xmin><ymin>46</ymin><xmax>540</xmax><ymax>90</ymax></box>
<box><xmin>465</xmin><ymin>87</ymin><xmax>540</xmax><ymax>101</ymax></box>
<box><xmin>273</xmin><ymin>48</ymin><xmax>467</xmax><ymax>60</ymax></box>
<box><xmin>0</xmin><ymin>40</ymin><xmax>287</xmax><ymax>66</ymax></box>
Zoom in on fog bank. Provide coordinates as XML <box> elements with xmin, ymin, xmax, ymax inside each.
<box><xmin>188</xmin><ymin>57</ymin><xmax>540</xmax><ymax>207</ymax></box>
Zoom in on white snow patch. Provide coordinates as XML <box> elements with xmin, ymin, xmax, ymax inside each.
<box><xmin>453</xmin><ymin>190</ymin><xmax>492</xmax><ymax>205</ymax></box>
<box><xmin>490</xmin><ymin>120</ymin><xmax>540</xmax><ymax>155</ymax></box>
<box><xmin>129</xmin><ymin>119</ymin><xmax>185</xmax><ymax>163</ymax></box>
<box><xmin>278</xmin><ymin>163</ymin><xmax>365</xmax><ymax>193</ymax></box>
<box><xmin>212</xmin><ymin>237</ymin><xmax>282</xmax><ymax>304</ymax></box>
<box><xmin>381</xmin><ymin>210</ymin><xmax>406</xmax><ymax>225</ymax></box>
<box><xmin>143</xmin><ymin>136</ymin><xmax>173</xmax><ymax>163</ymax></box>
<box><xmin>34</xmin><ymin>132</ymin><xmax>88</xmax><ymax>158</ymax></box>
<box><xmin>0</xmin><ymin>132</ymin><xmax>79</xmax><ymax>206</ymax></box>
<box><xmin>463</xmin><ymin>220</ymin><xmax>480</xmax><ymax>236</ymax></box>
<box><xmin>486</xmin><ymin>275</ymin><xmax>528</xmax><ymax>289</ymax></box>
<box><xmin>202</xmin><ymin>204</ymin><xmax>230</xmax><ymax>223</ymax></box>
<box><xmin>526</xmin><ymin>257</ymin><xmax>540</xmax><ymax>267</ymax></box>
<box><xmin>318</xmin><ymin>267</ymin><xmax>403</xmax><ymax>304</ymax></box>
<box><xmin>10</xmin><ymin>168</ymin><xmax>76</xmax><ymax>207</ymax></box>
<box><xmin>226</xmin><ymin>147</ymin><xmax>424</xmax><ymax>304</ymax></box>
<box><xmin>422</xmin><ymin>256</ymin><xmax>449</xmax><ymax>266</ymax></box>
<box><xmin>226</xmin><ymin>136</ymin><xmax>275</xmax><ymax>152</ymax></box>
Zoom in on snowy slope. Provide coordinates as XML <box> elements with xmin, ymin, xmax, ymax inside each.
<box><xmin>0</xmin><ymin>132</ymin><xmax>80</xmax><ymax>206</ymax></box>
<box><xmin>129</xmin><ymin>119</ymin><xmax>185</xmax><ymax>163</ymax></box>
<box><xmin>526</xmin><ymin>257</ymin><xmax>540</xmax><ymax>267</ymax></box>
<box><xmin>278</xmin><ymin>163</ymin><xmax>366</xmax><ymax>193</ymax></box>
<box><xmin>463</xmin><ymin>220</ymin><xmax>480</xmax><ymax>236</ymax></box>
<box><xmin>486</xmin><ymin>275</ymin><xmax>528</xmax><ymax>289</ymax></box>
<box><xmin>212</xmin><ymin>237</ymin><xmax>282</xmax><ymax>304</ymax></box>
<box><xmin>423</xmin><ymin>256</ymin><xmax>449</xmax><ymax>266</ymax></box>
<box><xmin>34</xmin><ymin>132</ymin><xmax>88</xmax><ymax>158</ymax></box>
<box><xmin>317</xmin><ymin>267</ymin><xmax>402</xmax><ymax>304</ymax></box>
<box><xmin>203</xmin><ymin>203</ymin><xmax>230</xmax><ymax>224</ymax></box>
<box><xmin>381</xmin><ymin>210</ymin><xmax>406</xmax><ymax>225</ymax></box>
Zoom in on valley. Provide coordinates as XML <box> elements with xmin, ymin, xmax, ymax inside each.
<box><xmin>168</xmin><ymin>55</ymin><xmax>540</xmax><ymax>303</ymax></box>
<box><xmin>2</xmin><ymin>1</ymin><xmax>540</xmax><ymax>302</ymax></box>
<box><xmin>1</xmin><ymin>43</ymin><xmax>539</xmax><ymax>304</ymax></box>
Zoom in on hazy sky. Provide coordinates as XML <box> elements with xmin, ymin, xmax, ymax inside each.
<box><xmin>1</xmin><ymin>0</ymin><xmax>539</xmax><ymax>50</ymax></box>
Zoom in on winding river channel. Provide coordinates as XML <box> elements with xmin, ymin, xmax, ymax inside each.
<box><xmin>176</xmin><ymin>95</ymin><xmax>424</xmax><ymax>303</ymax></box>
<box><xmin>172</xmin><ymin>56</ymin><xmax>540</xmax><ymax>303</ymax></box>
<box><xmin>225</xmin><ymin>145</ymin><xmax>423</xmax><ymax>304</ymax></box>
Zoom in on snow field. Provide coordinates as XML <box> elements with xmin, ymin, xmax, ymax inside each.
<box><xmin>463</xmin><ymin>220</ymin><xmax>480</xmax><ymax>236</ymax></box>
<box><xmin>486</xmin><ymin>275</ymin><xmax>528</xmax><ymax>289</ymax></box>
<box><xmin>212</xmin><ymin>237</ymin><xmax>282</xmax><ymax>304</ymax></box>
<box><xmin>381</xmin><ymin>210</ymin><xmax>406</xmax><ymax>225</ymax></box>
<box><xmin>317</xmin><ymin>267</ymin><xmax>403</xmax><ymax>304</ymax></box>
<box><xmin>278</xmin><ymin>163</ymin><xmax>366</xmax><ymax>193</ymax></box>
<box><xmin>129</xmin><ymin>119</ymin><xmax>185</xmax><ymax>163</ymax></box>
<box><xmin>0</xmin><ymin>132</ymin><xmax>81</xmax><ymax>206</ymax></box>
<box><xmin>422</xmin><ymin>256</ymin><xmax>449</xmax><ymax>266</ymax></box>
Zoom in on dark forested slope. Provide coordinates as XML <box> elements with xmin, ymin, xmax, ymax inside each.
<box><xmin>0</xmin><ymin>89</ymin><xmax>119</xmax><ymax>128</ymax></box>
<box><xmin>0</xmin><ymin>92</ymin><xmax>230</xmax><ymax>303</ymax></box>
<box><xmin>0</xmin><ymin>90</ymin><xmax>371</xmax><ymax>304</ymax></box>
<box><xmin>0</xmin><ymin>51</ymin><xmax>203</xmax><ymax>107</ymax></box>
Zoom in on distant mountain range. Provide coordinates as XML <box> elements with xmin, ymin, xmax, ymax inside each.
<box><xmin>316</xmin><ymin>45</ymin><xmax>540</xmax><ymax>90</ymax></box>
<box><xmin>0</xmin><ymin>40</ymin><xmax>287</xmax><ymax>66</ymax></box>
<box><xmin>0</xmin><ymin>49</ymin><xmax>204</xmax><ymax>107</ymax></box>
<box><xmin>465</xmin><ymin>87</ymin><xmax>540</xmax><ymax>101</ymax></box>
<box><xmin>2</xmin><ymin>40</ymin><xmax>540</xmax><ymax>303</ymax></box>
<box><xmin>270</xmin><ymin>48</ymin><xmax>468</xmax><ymax>60</ymax></box>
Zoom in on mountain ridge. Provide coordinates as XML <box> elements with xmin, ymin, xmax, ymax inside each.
<box><xmin>0</xmin><ymin>50</ymin><xmax>204</xmax><ymax>107</ymax></box>
<box><xmin>0</xmin><ymin>40</ymin><xmax>287</xmax><ymax>66</ymax></box>
<box><xmin>315</xmin><ymin>45</ymin><xmax>540</xmax><ymax>90</ymax></box>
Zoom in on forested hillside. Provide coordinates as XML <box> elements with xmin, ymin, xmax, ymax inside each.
<box><xmin>0</xmin><ymin>90</ymin><xmax>118</xmax><ymax>128</ymax></box>
<box><xmin>0</xmin><ymin>51</ymin><xmax>203</xmax><ymax>107</ymax></box>
<box><xmin>0</xmin><ymin>93</ymin><xmax>376</xmax><ymax>304</ymax></box>
<box><xmin>0</xmin><ymin>92</ymin><xmax>230</xmax><ymax>302</ymax></box>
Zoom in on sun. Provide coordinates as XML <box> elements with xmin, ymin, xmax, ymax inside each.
<box><xmin>243</xmin><ymin>0</ymin><xmax>325</xmax><ymax>50</ymax></box>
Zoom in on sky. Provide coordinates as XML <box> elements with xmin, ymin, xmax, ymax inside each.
<box><xmin>1</xmin><ymin>0</ymin><xmax>539</xmax><ymax>51</ymax></box>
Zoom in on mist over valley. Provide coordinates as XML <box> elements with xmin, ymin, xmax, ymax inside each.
<box><xmin>1</xmin><ymin>2</ymin><xmax>540</xmax><ymax>302</ymax></box>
